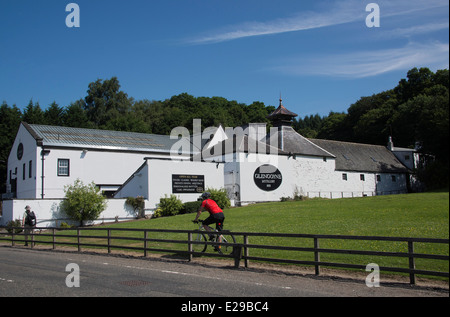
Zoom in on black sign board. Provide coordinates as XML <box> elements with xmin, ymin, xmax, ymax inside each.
<box><xmin>254</xmin><ymin>164</ymin><xmax>282</xmax><ymax>191</ymax></box>
<box><xmin>172</xmin><ymin>174</ymin><xmax>205</xmax><ymax>194</ymax></box>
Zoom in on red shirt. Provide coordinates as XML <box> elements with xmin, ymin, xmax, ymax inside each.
<box><xmin>201</xmin><ymin>199</ymin><xmax>223</xmax><ymax>215</ymax></box>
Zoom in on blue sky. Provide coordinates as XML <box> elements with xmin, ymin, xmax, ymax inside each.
<box><xmin>0</xmin><ymin>0</ymin><xmax>448</xmax><ymax>118</ymax></box>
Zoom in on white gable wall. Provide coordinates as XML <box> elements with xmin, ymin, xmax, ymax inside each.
<box><xmin>7</xmin><ymin>124</ymin><xmax>40</xmax><ymax>199</ymax></box>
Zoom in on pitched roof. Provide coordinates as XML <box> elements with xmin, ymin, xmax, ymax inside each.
<box><xmin>266</xmin><ymin>126</ymin><xmax>335</xmax><ymax>158</ymax></box>
<box><xmin>268</xmin><ymin>104</ymin><xmax>298</xmax><ymax>118</ymax></box>
<box><xmin>309</xmin><ymin>138</ymin><xmax>409</xmax><ymax>173</ymax></box>
<box><xmin>23</xmin><ymin>122</ymin><xmax>181</xmax><ymax>154</ymax></box>
<box><xmin>198</xmin><ymin>134</ymin><xmax>289</xmax><ymax>161</ymax></box>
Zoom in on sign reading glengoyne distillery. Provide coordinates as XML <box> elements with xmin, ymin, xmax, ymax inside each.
<box><xmin>253</xmin><ymin>164</ymin><xmax>282</xmax><ymax>191</ymax></box>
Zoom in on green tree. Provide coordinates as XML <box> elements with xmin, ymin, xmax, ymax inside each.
<box><xmin>61</xmin><ymin>179</ymin><xmax>107</xmax><ymax>226</ymax></box>
<box><xmin>22</xmin><ymin>100</ymin><xmax>44</xmax><ymax>124</ymax></box>
<box><xmin>44</xmin><ymin>102</ymin><xmax>65</xmax><ymax>126</ymax></box>
<box><xmin>63</xmin><ymin>100</ymin><xmax>92</xmax><ymax>128</ymax></box>
<box><xmin>84</xmin><ymin>77</ymin><xmax>133</xmax><ymax>128</ymax></box>
<box><xmin>317</xmin><ymin>112</ymin><xmax>350</xmax><ymax>141</ymax></box>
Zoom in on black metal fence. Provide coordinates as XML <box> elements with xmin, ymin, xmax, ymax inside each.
<box><xmin>1</xmin><ymin>226</ymin><xmax>448</xmax><ymax>285</ymax></box>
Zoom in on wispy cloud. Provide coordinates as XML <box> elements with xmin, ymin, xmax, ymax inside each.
<box><xmin>380</xmin><ymin>22</ymin><xmax>449</xmax><ymax>39</ymax></box>
<box><xmin>271</xmin><ymin>42</ymin><xmax>449</xmax><ymax>78</ymax></box>
<box><xmin>185</xmin><ymin>0</ymin><xmax>448</xmax><ymax>45</ymax></box>
<box><xmin>186</xmin><ymin>1</ymin><xmax>363</xmax><ymax>44</ymax></box>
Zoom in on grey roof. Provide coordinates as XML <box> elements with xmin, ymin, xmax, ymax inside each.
<box><xmin>197</xmin><ymin>134</ymin><xmax>289</xmax><ymax>160</ymax></box>
<box><xmin>309</xmin><ymin>138</ymin><xmax>409</xmax><ymax>173</ymax></box>
<box><xmin>266</xmin><ymin>126</ymin><xmax>335</xmax><ymax>158</ymax></box>
<box><xmin>24</xmin><ymin>122</ymin><xmax>182</xmax><ymax>154</ymax></box>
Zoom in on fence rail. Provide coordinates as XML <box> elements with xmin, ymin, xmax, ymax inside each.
<box><xmin>0</xmin><ymin>226</ymin><xmax>448</xmax><ymax>285</ymax></box>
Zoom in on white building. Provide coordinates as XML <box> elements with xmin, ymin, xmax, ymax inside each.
<box><xmin>1</xmin><ymin>100</ymin><xmax>413</xmax><ymax>226</ymax></box>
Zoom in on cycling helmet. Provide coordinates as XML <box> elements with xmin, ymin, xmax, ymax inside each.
<box><xmin>201</xmin><ymin>192</ymin><xmax>211</xmax><ymax>199</ymax></box>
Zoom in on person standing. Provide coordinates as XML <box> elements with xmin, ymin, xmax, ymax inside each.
<box><xmin>22</xmin><ymin>205</ymin><xmax>36</xmax><ymax>246</ymax></box>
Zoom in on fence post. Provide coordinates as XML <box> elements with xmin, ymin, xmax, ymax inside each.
<box><xmin>12</xmin><ymin>229</ymin><xmax>15</xmax><ymax>246</ymax></box>
<box><xmin>188</xmin><ymin>232</ymin><xmax>193</xmax><ymax>262</ymax></box>
<box><xmin>408</xmin><ymin>241</ymin><xmax>416</xmax><ymax>285</ymax></box>
<box><xmin>244</xmin><ymin>235</ymin><xmax>249</xmax><ymax>268</ymax></box>
<box><xmin>77</xmin><ymin>228</ymin><xmax>81</xmax><ymax>252</ymax></box>
<box><xmin>31</xmin><ymin>229</ymin><xmax>35</xmax><ymax>248</ymax></box>
<box><xmin>233</xmin><ymin>245</ymin><xmax>242</xmax><ymax>268</ymax></box>
<box><xmin>144</xmin><ymin>230</ymin><xmax>148</xmax><ymax>257</ymax></box>
<box><xmin>107</xmin><ymin>229</ymin><xmax>111</xmax><ymax>254</ymax></box>
<box><xmin>314</xmin><ymin>237</ymin><xmax>320</xmax><ymax>276</ymax></box>
<box><xmin>52</xmin><ymin>228</ymin><xmax>56</xmax><ymax>250</ymax></box>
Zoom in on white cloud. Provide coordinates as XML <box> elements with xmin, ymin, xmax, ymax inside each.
<box><xmin>186</xmin><ymin>1</ymin><xmax>363</xmax><ymax>44</ymax></box>
<box><xmin>271</xmin><ymin>42</ymin><xmax>449</xmax><ymax>78</ymax></box>
<box><xmin>380</xmin><ymin>22</ymin><xmax>449</xmax><ymax>39</ymax></box>
<box><xmin>185</xmin><ymin>0</ymin><xmax>448</xmax><ymax>45</ymax></box>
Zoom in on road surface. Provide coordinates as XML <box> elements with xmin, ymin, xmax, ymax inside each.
<box><xmin>0</xmin><ymin>246</ymin><xmax>447</xmax><ymax>301</ymax></box>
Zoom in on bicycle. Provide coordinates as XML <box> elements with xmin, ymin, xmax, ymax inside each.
<box><xmin>191</xmin><ymin>220</ymin><xmax>236</xmax><ymax>255</ymax></box>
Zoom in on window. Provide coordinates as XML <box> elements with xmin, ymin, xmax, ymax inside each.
<box><xmin>29</xmin><ymin>160</ymin><xmax>32</xmax><ymax>178</ymax></box>
<box><xmin>376</xmin><ymin>175</ymin><xmax>381</xmax><ymax>182</ymax></box>
<box><xmin>58</xmin><ymin>159</ymin><xmax>70</xmax><ymax>176</ymax></box>
<box><xmin>23</xmin><ymin>163</ymin><xmax>26</xmax><ymax>180</ymax></box>
<box><xmin>342</xmin><ymin>173</ymin><xmax>347</xmax><ymax>181</ymax></box>
<box><xmin>360</xmin><ymin>174</ymin><xmax>365</xmax><ymax>181</ymax></box>
<box><xmin>391</xmin><ymin>175</ymin><xmax>397</xmax><ymax>182</ymax></box>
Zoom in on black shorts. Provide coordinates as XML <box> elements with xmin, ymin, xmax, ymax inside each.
<box><xmin>203</xmin><ymin>213</ymin><xmax>225</xmax><ymax>231</ymax></box>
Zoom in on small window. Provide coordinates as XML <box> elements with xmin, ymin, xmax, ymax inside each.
<box><xmin>391</xmin><ymin>175</ymin><xmax>397</xmax><ymax>182</ymax></box>
<box><xmin>58</xmin><ymin>159</ymin><xmax>70</xmax><ymax>176</ymax></box>
<box><xmin>29</xmin><ymin>160</ymin><xmax>32</xmax><ymax>178</ymax></box>
<box><xmin>360</xmin><ymin>174</ymin><xmax>365</xmax><ymax>181</ymax></box>
<box><xmin>376</xmin><ymin>175</ymin><xmax>381</xmax><ymax>182</ymax></box>
<box><xmin>23</xmin><ymin>163</ymin><xmax>26</xmax><ymax>180</ymax></box>
<box><xmin>342</xmin><ymin>173</ymin><xmax>347</xmax><ymax>181</ymax></box>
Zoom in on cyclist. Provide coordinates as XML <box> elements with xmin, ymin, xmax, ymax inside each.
<box><xmin>193</xmin><ymin>192</ymin><xmax>225</xmax><ymax>238</ymax></box>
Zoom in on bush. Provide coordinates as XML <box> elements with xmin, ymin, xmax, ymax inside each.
<box><xmin>61</xmin><ymin>179</ymin><xmax>107</xmax><ymax>226</ymax></box>
<box><xmin>152</xmin><ymin>208</ymin><xmax>163</xmax><ymax>219</ymax></box>
<box><xmin>126</xmin><ymin>196</ymin><xmax>145</xmax><ymax>218</ymax></box>
<box><xmin>181</xmin><ymin>201</ymin><xmax>202</xmax><ymax>214</ymax></box>
<box><xmin>158</xmin><ymin>194</ymin><xmax>183</xmax><ymax>217</ymax></box>
<box><xmin>6</xmin><ymin>219</ymin><xmax>23</xmax><ymax>234</ymax></box>
<box><xmin>207</xmin><ymin>188</ymin><xmax>231</xmax><ymax>209</ymax></box>
<box><xmin>59</xmin><ymin>222</ymin><xmax>73</xmax><ymax>229</ymax></box>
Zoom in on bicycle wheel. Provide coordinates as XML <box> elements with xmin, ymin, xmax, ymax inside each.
<box><xmin>192</xmin><ymin>232</ymin><xmax>208</xmax><ymax>253</ymax></box>
<box><xmin>216</xmin><ymin>232</ymin><xmax>236</xmax><ymax>255</ymax></box>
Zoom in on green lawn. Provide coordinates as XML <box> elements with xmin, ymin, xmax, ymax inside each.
<box><xmin>98</xmin><ymin>191</ymin><xmax>449</xmax><ymax>278</ymax></box>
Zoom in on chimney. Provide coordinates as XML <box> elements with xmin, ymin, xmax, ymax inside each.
<box><xmin>387</xmin><ymin>136</ymin><xmax>394</xmax><ymax>151</ymax></box>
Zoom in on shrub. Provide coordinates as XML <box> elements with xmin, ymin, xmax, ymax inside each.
<box><xmin>207</xmin><ymin>188</ymin><xmax>231</xmax><ymax>209</ymax></box>
<box><xmin>59</xmin><ymin>222</ymin><xmax>73</xmax><ymax>229</ymax></box>
<box><xmin>126</xmin><ymin>196</ymin><xmax>145</xmax><ymax>218</ymax></box>
<box><xmin>61</xmin><ymin>179</ymin><xmax>107</xmax><ymax>226</ymax></box>
<box><xmin>158</xmin><ymin>194</ymin><xmax>183</xmax><ymax>217</ymax></box>
<box><xmin>181</xmin><ymin>201</ymin><xmax>202</xmax><ymax>214</ymax></box>
<box><xmin>152</xmin><ymin>208</ymin><xmax>163</xmax><ymax>219</ymax></box>
<box><xmin>6</xmin><ymin>219</ymin><xmax>23</xmax><ymax>234</ymax></box>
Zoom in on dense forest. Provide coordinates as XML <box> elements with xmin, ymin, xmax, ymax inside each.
<box><xmin>1</xmin><ymin>67</ymin><xmax>448</xmax><ymax>191</ymax></box>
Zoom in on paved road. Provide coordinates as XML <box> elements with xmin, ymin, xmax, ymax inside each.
<box><xmin>0</xmin><ymin>246</ymin><xmax>447</xmax><ymax>301</ymax></box>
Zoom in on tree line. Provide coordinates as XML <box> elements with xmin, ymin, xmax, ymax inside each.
<box><xmin>1</xmin><ymin>67</ymin><xmax>448</xmax><ymax>191</ymax></box>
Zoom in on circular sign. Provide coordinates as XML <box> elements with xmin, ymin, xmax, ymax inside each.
<box><xmin>17</xmin><ymin>143</ymin><xmax>24</xmax><ymax>160</ymax></box>
<box><xmin>253</xmin><ymin>164</ymin><xmax>282</xmax><ymax>191</ymax></box>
